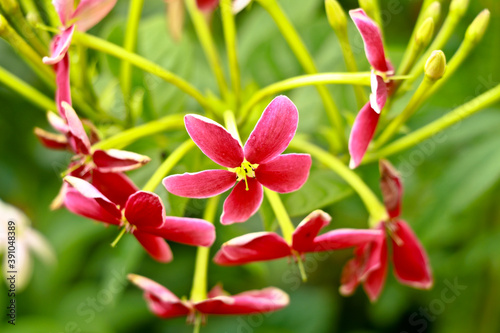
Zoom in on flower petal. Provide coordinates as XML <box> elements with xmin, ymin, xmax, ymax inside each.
<box><xmin>163</xmin><ymin>170</ymin><xmax>236</xmax><ymax>198</ymax></box>
<box><xmin>349</xmin><ymin>9</ymin><xmax>388</xmax><ymax>73</ymax></box>
<box><xmin>291</xmin><ymin>210</ymin><xmax>331</xmax><ymax>252</ymax></box>
<box><xmin>34</xmin><ymin>127</ymin><xmax>68</xmax><ymax>150</ymax></box>
<box><xmin>363</xmin><ymin>235</ymin><xmax>388</xmax><ymax>302</ymax></box>
<box><xmin>142</xmin><ymin>217</ymin><xmax>215</xmax><ymax>247</ymax></box>
<box><xmin>255</xmin><ymin>154</ymin><xmax>311</xmax><ymax>193</ymax></box>
<box><xmin>43</xmin><ymin>26</ymin><xmax>75</xmax><ymax>65</ymax></box>
<box><xmin>52</xmin><ymin>0</ymin><xmax>74</xmax><ymax>26</ymax></box>
<box><xmin>125</xmin><ymin>191</ymin><xmax>165</xmax><ymax>229</ymax></box>
<box><xmin>369</xmin><ymin>73</ymin><xmax>388</xmax><ymax>114</ymax></box>
<box><xmin>311</xmin><ymin>228</ymin><xmax>384</xmax><ymax>253</ymax></box>
<box><xmin>71</xmin><ymin>0</ymin><xmax>117</xmax><ymax>32</ymax></box>
<box><xmin>54</xmin><ymin>54</ymin><xmax>72</xmax><ymax>121</ymax></box>
<box><xmin>379</xmin><ymin>160</ymin><xmax>403</xmax><ymax>219</ymax></box>
<box><xmin>92</xmin><ymin>171</ymin><xmax>138</xmax><ymax>208</ymax></box>
<box><xmin>391</xmin><ymin>220</ymin><xmax>433</xmax><ymax>289</ymax></box>
<box><xmin>134</xmin><ymin>232</ymin><xmax>173</xmax><ymax>263</ymax></box>
<box><xmin>232</xmin><ymin>0</ymin><xmax>251</xmax><ymax>13</ymax></box>
<box><xmin>63</xmin><ymin>187</ymin><xmax>121</xmax><ymax>224</ymax></box>
<box><xmin>93</xmin><ymin>149</ymin><xmax>151</xmax><ymax>173</ymax></box>
<box><xmin>194</xmin><ymin>287</ymin><xmax>289</xmax><ymax>315</ymax></box>
<box><xmin>348</xmin><ymin>102</ymin><xmax>380</xmax><ymax>169</ymax></box>
<box><xmin>213</xmin><ymin>232</ymin><xmax>291</xmax><ymax>265</ymax></box>
<box><xmin>184</xmin><ymin>114</ymin><xmax>244</xmax><ymax>168</ymax></box>
<box><xmin>196</xmin><ymin>0</ymin><xmax>219</xmax><ymax>11</ymax></box>
<box><xmin>244</xmin><ymin>96</ymin><xmax>298</xmax><ymax>164</ymax></box>
<box><xmin>221</xmin><ymin>178</ymin><xmax>263</xmax><ymax>225</ymax></box>
<box><xmin>61</xmin><ymin>102</ymin><xmax>91</xmax><ymax>155</ymax></box>
<box><xmin>47</xmin><ymin>110</ymin><xmax>69</xmax><ymax>134</ymax></box>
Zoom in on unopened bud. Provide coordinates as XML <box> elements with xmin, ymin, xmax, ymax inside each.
<box><xmin>0</xmin><ymin>15</ymin><xmax>8</xmax><ymax>36</ymax></box>
<box><xmin>379</xmin><ymin>160</ymin><xmax>402</xmax><ymax>219</ymax></box>
<box><xmin>325</xmin><ymin>0</ymin><xmax>347</xmax><ymax>31</ymax></box>
<box><xmin>425</xmin><ymin>50</ymin><xmax>446</xmax><ymax>80</ymax></box>
<box><xmin>415</xmin><ymin>17</ymin><xmax>434</xmax><ymax>48</ymax></box>
<box><xmin>424</xmin><ymin>1</ymin><xmax>441</xmax><ymax>24</ymax></box>
<box><xmin>465</xmin><ymin>9</ymin><xmax>490</xmax><ymax>45</ymax></box>
<box><xmin>359</xmin><ymin>0</ymin><xmax>376</xmax><ymax>13</ymax></box>
<box><xmin>449</xmin><ymin>0</ymin><xmax>469</xmax><ymax>17</ymax></box>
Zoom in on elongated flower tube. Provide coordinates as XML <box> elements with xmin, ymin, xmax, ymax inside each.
<box><xmin>164</xmin><ymin>96</ymin><xmax>312</xmax><ymax>225</ymax></box>
<box><xmin>339</xmin><ymin>160</ymin><xmax>433</xmax><ymax>301</ymax></box>
<box><xmin>63</xmin><ymin>175</ymin><xmax>215</xmax><ymax>262</ymax></box>
<box><xmin>128</xmin><ymin>274</ymin><xmax>288</xmax><ymax>320</ymax></box>
<box><xmin>214</xmin><ymin>210</ymin><xmax>383</xmax><ymax>265</ymax></box>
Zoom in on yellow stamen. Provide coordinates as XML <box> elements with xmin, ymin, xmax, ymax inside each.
<box><xmin>229</xmin><ymin>160</ymin><xmax>259</xmax><ymax>191</ymax></box>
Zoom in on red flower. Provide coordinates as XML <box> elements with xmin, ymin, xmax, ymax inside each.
<box><xmin>196</xmin><ymin>0</ymin><xmax>250</xmax><ymax>13</ymax></box>
<box><xmin>164</xmin><ymin>96</ymin><xmax>311</xmax><ymax>225</ymax></box>
<box><xmin>128</xmin><ymin>274</ymin><xmax>288</xmax><ymax>319</ymax></box>
<box><xmin>214</xmin><ymin>210</ymin><xmax>383</xmax><ymax>265</ymax></box>
<box><xmin>339</xmin><ymin>160</ymin><xmax>433</xmax><ymax>301</ymax></box>
<box><xmin>63</xmin><ymin>174</ymin><xmax>215</xmax><ymax>262</ymax></box>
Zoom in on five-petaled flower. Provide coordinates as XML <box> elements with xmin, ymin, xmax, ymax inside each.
<box><xmin>63</xmin><ymin>175</ymin><xmax>215</xmax><ymax>262</ymax></box>
<box><xmin>348</xmin><ymin>9</ymin><xmax>394</xmax><ymax>169</ymax></box>
<box><xmin>128</xmin><ymin>273</ymin><xmax>289</xmax><ymax>320</ymax></box>
<box><xmin>163</xmin><ymin>96</ymin><xmax>311</xmax><ymax>225</ymax></box>
<box><xmin>214</xmin><ymin>210</ymin><xmax>383</xmax><ymax>266</ymax></box>
<box><xmin>339</xmin><ymin>160</ymin><xmax>433</xmax><ymax>301</ymax></box>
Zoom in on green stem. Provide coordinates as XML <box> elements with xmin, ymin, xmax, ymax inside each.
<box><xmin>256</xmin><ymin>0</ymin><xmax>345</xmax><ymax>150</ymax></box>
<box><xmin>364</xmin><ymin>83</ymin><xmax>500</xmax><ymax>163</ymax></box>
<box><xmin>19</xmin><ymin>0</ymin><xmax>51</xmax><ymax>44</ymax></box>
<box><xmin>238</xmin><ymin>72</ymin><xmax>371</xmax><ymax>124</ymax></box>
<box><xmin>193</xmin><ymin>314</ymin><xmax>202</xmax><ymax>333</ymax></box>
<box><xmin>120</xmin><ymin>0</ymin><xmax>144</xmax><ymax>126</ymax></box>
<box><xmin>223</xmin><ymin>110</ymin><xmax>243</xmax><ymax>144</ymax></box>
<box><xmin>0</xmin><ymin>66</ymin><xmax>55</xmax><ymax>111</ymax></box>
<box><xmin>264</xmin><ymin>188</ymin><xmax>295</xmax><ymax>243</ymax></box>
<box><xmin>142</xmin><ymin>140</ymin><xmax>196</xmax><ymax>193</ymax></box>
<box><xmin>185</xmin><ymin>0</ymin><xmax>229</xmax><ymax>100</ymax></box>
<box><xmin>72</xmin><ymin>32</ymin><xmax>213</xmax><ymax>111</ymax></box>
<box><xmin>41</xmin><ymin>0</ymin><xmax>61</xmax><ymax>27</ymax></box>
<box><xmin>110</xmin><ymin>227</ymin><xmax>127</xmax><ymax>247</ymax></box>
<box><xmin>289</xmin><ymin>138</ymin><xmax>387</xmax><ymax>226</ymax></box>
<box><xmin>221</xmin><ymin>0</ymin><xmax>241</xmax><ymax>108</ymax></box>
<box><xmin>93</xmin><ymin>114</ymin><xmax>185</xmax><ymax>150</ymax></box>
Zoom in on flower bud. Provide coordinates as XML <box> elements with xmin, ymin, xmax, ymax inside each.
<box><xmin>325</xmin><ymin>0</ymin><xmax>347</xmax><ymax>31</ymax></box>
<box><xmin>424</xmin><ymin>1</ymin><xmax>441</xmax><ymax>25</ymax></box>
<box><xmin>415</xmin><ymin>17</ymin><xmax>434</xmax><ymax>48</ymax></box>
<box><xmin>465</xmin><ymin>9</ymin><xmax>490</xmax><ymax>45</ymax></box>
<box><xmin>424</xmin><ymin>50</ymin><xmax>446</xmax><ymax>80</ymax></box>
<box><xmin>449</xmin><ymin>0</ymin><xmax>469</xmax><ymax>17</ymax></box>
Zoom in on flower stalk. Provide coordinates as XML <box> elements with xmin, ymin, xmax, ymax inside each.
<box><xmin>221</xmin><ymin>0</ymin><xmax>241</xmax><ymax>108</ymax></box>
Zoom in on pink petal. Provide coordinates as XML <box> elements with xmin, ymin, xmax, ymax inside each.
<box><xmin>213</xmin><ymin>232</ymin><xmax>291</xmax><ymax>265</ymax></box>
<box><xmin>207</xmin><ymin>284</ymin><xmax>229</xmax><ymax>298</ymax></box>
<box><xmin>244</xmin><ymin>96</ymin><xmax>298</xmax><ymax>164</ymax></box>
<box><xmin>349</xmin><ymin>9</ymin><xmax>388</xmax><ymax>73</ymax></box>
<box><xmin>142</xmin><ymin>216</ymin><xmax>216</xmax><ymax>247</ymax></box>
<box><xmin>43</xmin><ymin>26</ymin><xmax>75</xmax><ymax>65</ymax></box>
<box><xmin>391</xmin><ymin>220</ymin><xmax>433</xmax><ymax>289</ymax></box>
<box><xmin>54</xmin><ymin>54</ymin><xmax>72</xmax><ymax>120</ymax></box>
<box><xmin>34</xmin><ymin>127</ymin><xmax>68</xmax><ymax>150</ymax></box>
<box><xmin>362</xmin><ymin>237</ymin><xmax>387</xmax><ymax>302</ymax></box>
<box><xmin>52</xmin><ymin>0</ymin><xmax>74</xmax><ymax>26</ymax></box>
<box><xmin>291</xmin><ymin>210</ymin><xmax>331</xmax><ymax>253</ymax></box>
<box><xmin>134</xmin><ymin>232</ymin><xmax>173</xmax><ymax>263</ymax></box>
<box><xmin>71</xmin><ymin>0</ymin><xmax>117</xmax><ymax>32</ymax></box>
<box><xmin>369</xmin><ymin>73</ymin><xmax>388</xmax><ymax>114</ymax></box>
<box><xmin>232</xmin><ymin>0</ymin><xmax>251</xmax><ymax>13</ymax></box>
<box><xmin>47</xmin><ymin>111</ymin><xmax>69</xmax><ymax>134</ymax></box>
<box><xmin>93</xmin><ymin>149</ymin><xmax>151</xmax><ymax>172</ymax></box>
<box><xmin>185</xmin><ymin>114</ymin><xmax>244</xmax><ymax>168</ymax></box>
<box><xmin>92</xmin><ymin>171</ymin><xmax>138</xmax><ymax>208</ymax></box>
<box><xmin>64</xmin><ymin>176</ymin><xmax>121</xmax><ymax>219</ymax></box>
<box><xmin>379</xmin><ymin>160</ymin><xmax>403</xmax><ymax>219</ymax></box>
<box><xmin>63</xmin><ymin>187</ymin><xmax>121</xmax><ymax>224</ymax></box>
<box><xmin>348</xmin><ymin>102</ymin><xmax>380</xmax><ymax>169</ymax></box>
<box><xmin>128</xmin><ymin>274</ymin><xmax>192</xmax><ymax>318</ymax></box>
<box><xmin>124</xmin><ymin>191</ymin><xmax>165</xmax><ymax>229</ymax></box>
<box><xmin>61</xmin><ymin>102</ymin><xmax>91</xmax><ymax>155</ymax></box>
<box><xmin>196</xmin><ymin>0</ymin><xmax>219</xmax><ymax>11</ymax></box>
<box><xmin>220</xmin><ymin>178</ymin><xmax>263</xmax><ymax>225</ymax></box>
<box><xmin>194</xmin><ymin>287</ymin><xmax>289</xmax><ymax>315</ymax></box>
<box><xmin>255</xmin><ymin>154</ymin><xmax>311</xmax><ymax>193</ymax></box>
<box><xmin>163</xmin><ymin>170</ymin><xmax>236</xmax><ymax>198</ymax></box>
<box><xmin>311</xmin><ymin>229</ymin><xmax>384</xmax><ymax>253</ymax></box>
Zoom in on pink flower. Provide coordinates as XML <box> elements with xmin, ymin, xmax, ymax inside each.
<box><xmin>128</xmin><ymin>273</ymin><xmax>289</xmax><ymax>319</ymax></box>
<box><xmin>196</xmin><ymin>0</ymin><xmax>251</xmax><ymax>13</ymax></box>
<box><xmin>213</xmin><ymin>210</ymin><xmax>383</xmax><ymax>265</ymax></box>
<box><xmin>339</xmin><ymin>160</ymin><xmax>433</xmax><ymax>301</ymax></box>
<box><xmin>63</xmin><ymin>174</ymin><xmax>215</xmax><ymax>262</ymax></box>
<box><xmin>163</xmin><ymin>96</ymin><xmax>311</xmax><ymax>225</ymax></box>
<box><xmin>348</xmin><ymin>9</ymin><xmax>393</xmax><ymax>169</ymax></box>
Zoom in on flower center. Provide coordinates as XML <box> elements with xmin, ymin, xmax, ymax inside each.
<box><xmin>229</xmin><ymin>160</ymin><xmax>259</xmax><ymax>191</ymax></box>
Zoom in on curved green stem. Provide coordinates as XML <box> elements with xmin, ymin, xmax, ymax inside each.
<box><xmin>289</xmin><ymin>138</ymin><xmax>387</xmax><ymax>226</ymax></box>
<box><xmin>238</xmin><ymin>72</ymin><xmax>371</xmax><ymax>124</ymax></box>
<box><xmin>223</xmin><ymin>110</ymin><xmax>243</xmax><ymax>144</ymax></box>
<box><xmin>142</xmin><ymin>140</ymin><xmax>196</xmax><ymax>193</ymax></box>
<box><xmin>264</xmin><ymin>188</ymin><xmax>295</xmax><ymax>243</ymax></box>
<box><xmin>221</xmin><ymin>0</ymin><xmax>241</xmax><ymax>108</ymax></box>
<box><xmin>110</xmin><ymin>227</ymin><xmax>127</xmax><ymax>247</ymax></box>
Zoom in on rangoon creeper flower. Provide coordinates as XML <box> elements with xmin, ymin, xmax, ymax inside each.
<box><xmin>63</xmin><ymin>175</ymin><xmax>215</xmax><ymax>262</ymax></box>
<box><xmin>214</xmin><ymin>210</ymin><xmax>383</xmax><ymax>266</ymax></box>
<box><xmin>197</xmin><ymin>0</ymin><xmax>251</xmax><ymax>14</ymax></box>
<box><xmin>163</xmin><ymin>96</ymin><xmax>312</xmax><ymax>225</ymax></box>
<box><xmin>128</xmin><ymin>274</ymin><xmax>289</xmax><ymax>320</ymax></box>
<box><xmin>0</xmin><ymin>200</ymin><xmax>56</xmax><ymax>291</ymax></box>
<box><xmin>339</xmin><ymin>160</ymin><xmax>433</xmax><ymax>301</ymax></box>
<box><xmin>348</xmin><ymin>9</ymin><xmax>394</xmax><ymax>168</ymax></box>
<box><xmin>42</xmin><ymin>0</ymin><xmax>117</xmax><ymax>115</ymax></box>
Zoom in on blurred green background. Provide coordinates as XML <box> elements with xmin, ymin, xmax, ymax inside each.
<box><xmin>1</xmin><ymin>0</ymin><xmax>500</xmax><ymax>332</ymax></box>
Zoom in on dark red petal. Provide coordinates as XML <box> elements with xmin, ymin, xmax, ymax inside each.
<box><xmin>311</xmin><ymin>228</ymin><xmax>384</xmax><ymax>253</ymax></box>
<box><xmin>194</xmin><ymin>287</ymin><xmax>289</xmax><ymax>315</ymax></box>
<box><xmin>196</xmin><ymin>0</ymin><xmax>219</xmax><ymax>11</ymax></box>
<box><xmin>348</xmin><ymin>102</ymin><xmax>380</xmax><ymax>169</ymax></box>
<box><xmin>34</xmin><ymin>127</ymin><xmax>69</xmax><ymax>150</ymax></box>
<box><xmin>134</xmin><ymin>232</ymin><xmax>173</xmax><ymax>263</ymax></box>
<box><xmin>142</xmin><ymin>217</ymin><xmax>216</xmax><ymax>247</ymax></box>
<box><xmin>163</xmin><ymin>170</ymin><xmax>236</xmax><ymax>198</ymax></box>
<box><xmin>61</xmin><ymin>102</ymin><xmax>91</xmax><ymax>155</ymax></box>
<box><xmin>184</xmin><ymin>114</ymin><xmax>244</xmax><ymax>168</ymax></box>
<box><xmin>221</xmin><ymin>178</ymin><xmax>263</xmax><ymax>225</ymax></box>
<box><xmin>379</xmin><ymin>160</ymin><xmax>403</xmax><ymax>219</ymax></box>
<box><xmin>213</xmin><ymin>232</ymin><xmax>291</xmax><ymax>265</ymax></box>
<box><xmin>244</xmin><ymin>96</ymin><xmax>298</xmax><ymax>164</ymax></box>
<box><xmin>63</xmin><ymin>187</ymin><xmax>121</xmax><ymax>225</ymax></box>
<box><xmin>255</xmin><ymin>154</ymin><xmax>311</xmax><ymax>193</ymax></box>
<box><xmin>92</xmin><ymin>171</ymin><xmax>138</xmax><ymax>208</ymax></box>
<box><xmin>363</xmin><ymin>236</ymin><xmax>388</xmax><ymax>302</ymax></box>
<box><xmin>93</xmin><ymin>149</ymin><xmax>150</xmax><ymax>172</ymax></box>
<box><xmin>291</xmin><ymin>210</ymin><xmax>331</xmax><ymax>252</ymax></box>
<box><xmin>391</xmin><ymin>220</ymin><xmax>433</xmax><ymax>289</ymax></box>
<box><xmin>125</xmin><ymin>191</ymin><xmax>165</xmax><ymax>229</ymax></box>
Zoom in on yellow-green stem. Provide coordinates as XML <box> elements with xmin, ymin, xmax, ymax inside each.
<box><xmin>223</xmin><ymin>110</ymin><xmax>243</xmax><ymax>144</ymax></box>
<box><xmin>19</xmin><ymin>0</ymin><xmax>51</xmax><ymax>44</ymax></box>
<box><xmin>110</xmin><ymin>227</ymin><xmax>127</xmax><ymax>247</ymax></box>
<box><xmin>263</xmin><ymin>188</ymin><xmax>295</xmax><ymax>243</ymax></box>
<box><xmin>221</xmin><ymin>0</ymin><xmax>241</xmax><ymax>108</ymax></box>
<box><xmin>41</xmin><ymin>0</ymin><xmax>61</xmax><ymax>27</ymax></box>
